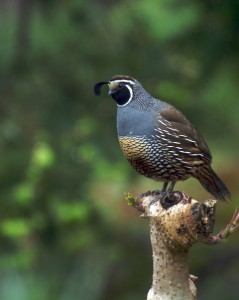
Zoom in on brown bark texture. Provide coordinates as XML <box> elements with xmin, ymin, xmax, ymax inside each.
<box><xmin>126</xmin><ymin>191</ymin><xmax>239</xmax><ymax>300</ymax></box>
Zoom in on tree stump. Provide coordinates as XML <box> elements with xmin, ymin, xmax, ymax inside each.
<box><xmin>126</xmin><ymin>191</ymin><xmax>239</xmax><ymax>300</ymax></box>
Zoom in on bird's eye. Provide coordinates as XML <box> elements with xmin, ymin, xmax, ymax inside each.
<box><xmin>118</xmin><ymin>83</ymin><xmax>124</xmax><ymax>88</ymax></box>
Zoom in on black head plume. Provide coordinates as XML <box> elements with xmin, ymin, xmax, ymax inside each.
<box><xmin>94</xmin><ymin>81</ymin><xmax>108</xmax><ymax>96</ymax></box>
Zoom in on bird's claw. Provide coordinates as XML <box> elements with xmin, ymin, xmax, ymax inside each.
<box><xmin>149</xmin><ymin>191</ymin><xmax>184</xmax><ymax>209</ymax></box>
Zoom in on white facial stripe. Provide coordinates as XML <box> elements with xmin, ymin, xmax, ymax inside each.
<box><xmin>110</xmin><ymin>79</ymin><xmax>135</xmax><ymax>85</ymax></box>
<box><xmin>117</xmin><ymin>85</ymin><xmax>133</xmax><ymax>107</ymax></box>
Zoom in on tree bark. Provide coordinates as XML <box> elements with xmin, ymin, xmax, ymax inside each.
<box><xmin>126</xmin><ymin>191</ymin><xmax>239</xmax><ymax>300</ymax></box>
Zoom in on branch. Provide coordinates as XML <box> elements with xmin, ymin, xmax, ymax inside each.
<box><xmin>126</xmin><ymin>191</ymin><xmax>239</xmax><ymax>300</ymax></box>
<box><xmin>206</xmin><ymin>207</ymin><xmax>239</xmax><ymax>245</ymax></box>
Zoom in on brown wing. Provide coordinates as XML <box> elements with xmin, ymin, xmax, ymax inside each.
<box><xmin>159</xmin><ymin>107</ymin><xmax>212</xmax><ymax>163</ymax></box>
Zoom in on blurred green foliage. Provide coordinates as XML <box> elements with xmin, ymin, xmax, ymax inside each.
<box><xmin>0</xmin><ymin>0</ymin><xmax>238</xmax><ymax>299</ymax></box>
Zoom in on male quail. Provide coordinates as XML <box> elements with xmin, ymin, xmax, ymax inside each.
<box><xmin>94</xmin><ymin>75</ymin><xmax>230</xmax><ymax>201</ymax></box>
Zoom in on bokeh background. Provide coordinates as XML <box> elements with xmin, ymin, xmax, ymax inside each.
<box><xmin>0</xmin><ymin>0</ymin><xmax>238</xmax><ymax>299</ymax></box>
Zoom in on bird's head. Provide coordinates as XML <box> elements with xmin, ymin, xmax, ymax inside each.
<box><xmin>94</xmin><ymin>75</ymin><xmax>137</xmax><ymax>106</ymax></box>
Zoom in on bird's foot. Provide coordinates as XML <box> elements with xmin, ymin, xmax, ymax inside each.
<box><xmin>150</xmin><ymin>191</ymin><xmax>184</xmax><ymax>209</ymax></box>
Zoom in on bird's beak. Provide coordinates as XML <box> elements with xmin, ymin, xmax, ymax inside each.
<box><xmin>108</xmin><ymin>82</ymin><xmax>118</xmax><ymax>95</ymax></box>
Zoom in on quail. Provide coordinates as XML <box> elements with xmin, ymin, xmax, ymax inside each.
<box><xmin>94</xmin><ymin>75</ymin><xmax>230</xmax><ymax>201</ymax></box>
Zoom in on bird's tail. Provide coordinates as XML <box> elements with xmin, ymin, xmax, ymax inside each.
<box><xmin>196</xmin><ymin>165</ymin><xmax>231</xmax><ymax>201</ymax></box>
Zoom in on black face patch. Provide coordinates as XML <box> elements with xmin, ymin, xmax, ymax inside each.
<box><xmin>111</xmin><ymin>84</ymin><xmax>132</xmax><ymax>106</ymax></box>
<box><xmin>94</xmin><ymin>78</ymin><xmax>134</xmax><ymax>106</ymax></box>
